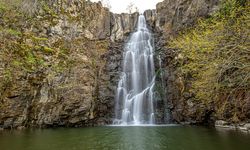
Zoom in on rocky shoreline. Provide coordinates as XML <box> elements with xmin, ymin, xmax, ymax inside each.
<box><xmin>215</xmin><ymin>120</ymin><xmax>250</xmax><ymax>133</ymax></box>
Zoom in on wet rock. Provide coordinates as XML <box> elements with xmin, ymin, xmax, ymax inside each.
<box><xmin>17</xmin><ymin>126</ymin><xmax>26</xmax><ymax>130</ymax></box>
<box><xmin>244</xmin><ymin>123</ymin><xmax>250</xmax><ymax>130</ymax></box>
<box><xmin>3</xmin><ymin>118</ymin><xmax>14</xmax><ymax>129</ymax></box>
<box><xmin>69</xmin><ymin>118</ymin><xmax>81</xmax><ymax>124</ymax></box>
<box><xmin>215</xmin><ymin>120</ymin><xmax>229</xmax><ymax>126</ymax></box>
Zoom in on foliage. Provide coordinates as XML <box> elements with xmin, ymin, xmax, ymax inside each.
<box><xmin>169</xmin><ymin>0</ymin><xmax>250</xmax><ymax>122</ymax></box>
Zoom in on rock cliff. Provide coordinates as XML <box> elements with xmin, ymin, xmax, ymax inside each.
<box><xmin>152</xmin><ymin>0</ymin><xmax>249</xmax><ymax>126</ymax></box>
<box><xmin>0</xmin><ymin>0</ymin><xmax>139</xmax><ymax>129</ymax></box>
<box><xmin>2</xmin><ymin>0</ymin><xmax>243</xmax><ymax>129</ymax></box>
<box><xmin>144</xmin><ymin>0</ymin><xmax>220</xmax><ymax>125</ymax></box>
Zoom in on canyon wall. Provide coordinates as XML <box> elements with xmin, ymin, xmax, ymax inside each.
<box><xmin>2</xmin><ymin>0</ymin><xmax>246</xmax><ymax>129</ymax></box>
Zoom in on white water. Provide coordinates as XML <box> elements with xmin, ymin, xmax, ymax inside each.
<box><xmin>114</xmin><ymin>15</ymin><xmax>156</xmax><ymax>125</ymax></box>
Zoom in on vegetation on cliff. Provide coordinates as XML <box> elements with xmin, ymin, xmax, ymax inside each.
<box><xmin>169</xmin><ymin>0</ymin><xmax>249</xmax><ymax>123</ymax></box>
<box><xmin>0</xmin><ymin>0</ymin><xmax>111</xmax><ymax>128</ymax></box>
<box><xmin>0</xmin><ymin>0</ymin><xmax>74</xmax><ymax>99</ymax></box>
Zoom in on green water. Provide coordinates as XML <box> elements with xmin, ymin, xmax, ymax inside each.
<box><xmin>0</xmin><ymin>126</ymin><xmax>249</xmax><ymax>150</ymax></box>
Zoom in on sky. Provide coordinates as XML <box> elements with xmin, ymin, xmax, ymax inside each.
<box><xmin>90</xmin><ymin>0</ymin><xmax>163</xmax><ymax>13</ymax></box>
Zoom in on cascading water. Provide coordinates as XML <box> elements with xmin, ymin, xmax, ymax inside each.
<box><xmin>114</xmin><ymin>15</ymin><xmax>156</xmax><ymax>125</ymax></box>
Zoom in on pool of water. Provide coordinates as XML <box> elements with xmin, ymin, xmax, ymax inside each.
<box><xmin>0</xmin><ymin>126</ymin><xmax>249</xmax><ymax>150</ymax></box>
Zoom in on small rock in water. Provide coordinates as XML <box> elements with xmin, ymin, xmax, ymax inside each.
<box><xmin>244</xmin><ymin>123</ymin><xmax>250</xmax><ymax>130</ymax></box>
<box><xmin>215</xmin><ymin>120</ymin><xmax>229</xmax><ymax>126</ymax></box>
<box><xmin>17</xmin><ymin>126</ymin><xmax>26</xmax><ymax>130</ymax></box>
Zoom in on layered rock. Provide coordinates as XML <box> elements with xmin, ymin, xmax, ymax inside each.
<box><xmin>146</xmin><ymin>0</ymin><xmax>220</xmax><ymax>125</ymax></box>
<box><xmin>0</xmin><ymin>0</ymin><xmax>228</xmax><ymax>129</ymax></box>
<box><xmin>0</xmin><ymin>0</ymin><xmax>139</xmax><ymax>129</ymax></box>
<box><xmin>155</xmin><ymin>0</ymin><xmax>219</xmax><ymax>33</ymax></box>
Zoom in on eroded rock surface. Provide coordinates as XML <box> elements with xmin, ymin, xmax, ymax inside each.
<box><xmin>1</xmin><ymin>0</ymin><xmax>234</xmax><ymax>129</ymax></box>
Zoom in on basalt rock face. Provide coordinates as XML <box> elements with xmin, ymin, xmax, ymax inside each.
<box><xmin>110</xmin><ymin>13</ymin><xmax>139</xmax><ymax>41</ymax></box>
<box><xmin>155</xmin><ymin>0</ymin><xmax>219</xmax><ymax>34</ymax></box>
<box><xmin>0</xmin><ymin>0</ymin><xmax>222</xmax><ymax>129</ymax></box>
<box><xmin>83</xmin><ymin>2</ymin><xmax>139</xmax><ymax>41</ymax></box>
<box><xmin>145</xmin><ymin>0</ymin><xmax>220</xmax><ymax>125</ymax></box>
<box><xmin>158</xmin><ymin>0</ymin><xmax>219</xmax><ymax>125</ymax></box>
<box><xmin>0</xmin><ymin>0</ymin><xmax>138</xmax><ymax>129</ymax></box>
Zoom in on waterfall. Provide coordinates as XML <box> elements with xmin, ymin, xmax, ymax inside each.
<box><xmin>114</xmin><ymin>15</ymin><xmax>156</xmax><ymax>125</ymax></box>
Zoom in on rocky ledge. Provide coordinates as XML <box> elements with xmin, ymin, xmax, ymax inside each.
<box><xmin>215</xmin><ymin>120</ymin><xmax>250</xmax><ymax>133</ymax></box>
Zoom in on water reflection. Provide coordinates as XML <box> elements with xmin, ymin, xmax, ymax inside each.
<box><xmin>116</xmin><ymin>127</ymin><xmax>163</xmax><ymax>150</ymax></box>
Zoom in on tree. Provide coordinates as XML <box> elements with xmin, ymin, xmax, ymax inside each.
<box><xmin>126</xmin><ymin>2</ymin><xmax>138</xmax><ymax>14</ymax></box>
<box><xmin>101</xmin><ymin>0</ymin><xmax>111</xmax><ymax>10</ymax></box>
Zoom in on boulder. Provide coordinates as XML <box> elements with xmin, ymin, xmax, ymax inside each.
<box><xmin>215</xmin><ymin>120</ymin><xmax>229</xmax><ymax>126</ymax></box>
<box><xmin>244</xmin><ymin>123</ymin><xmax>250</xmax><ymax>130</ymax></box>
